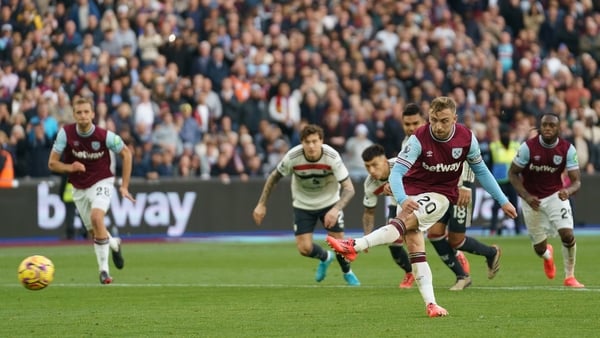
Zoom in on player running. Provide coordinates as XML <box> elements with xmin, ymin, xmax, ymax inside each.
<box><xmin>509</xmin><ymin>113</ymin><xmax>584</xmax><ymax>288</ymax></box>
<box><xmin>253</xmin><ymin>124</ymin><xmax>360</xmax><ymax>286</ymax></box>
<box><xmin>48</xmin><ymin>97</ymin><xmax>134</xmax><ymax>284</ymax></box>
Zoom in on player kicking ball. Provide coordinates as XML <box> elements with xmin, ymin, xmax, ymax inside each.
<box><xmin>328</xmin><ymin>97</ymin><xmax>517</xmax><ymax>317</ymax></box>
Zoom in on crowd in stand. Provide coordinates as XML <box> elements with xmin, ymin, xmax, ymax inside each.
<box><xmin>1</xmin><ymin>0</ymin><xmax>600</xmax><ymax>184</ymax></box>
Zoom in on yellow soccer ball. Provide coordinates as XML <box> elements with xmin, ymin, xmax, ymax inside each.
<box><xmin>17</xmin><ymin>255</ymin><xmax>55</xmax><ymax>290</ymax></box>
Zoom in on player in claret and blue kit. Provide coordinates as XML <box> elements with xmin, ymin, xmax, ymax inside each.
<box><xmin>509</xmin><ymin>113</ymin><xmax>584</xmax><ymax>288</ymax></box>
<box><xmin>48</xmin><ymin>97</ymin><xmax>135</xmax><ymax>284</ymax></box>
<box><xmin>327</xmin><ymin>97</ymin><xmax>517</xmax><ymax>317</ymax></box>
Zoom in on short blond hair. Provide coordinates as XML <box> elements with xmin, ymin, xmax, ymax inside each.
<box><xmin>72</xmin><ymin>96</ymin><xmax>94</xmax><ymax>109</ymax></box>
<box><xmin>429</xmin><ymin>96</ymin><xmax>456</xmax><ymax>115</ymax></box>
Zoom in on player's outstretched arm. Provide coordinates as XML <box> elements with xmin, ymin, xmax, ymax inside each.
<box><xmin>469</xmin><ymin>160</ymin><xmax>508</xmax><ymax>206</ymax></box>
<box><xmin>500</xmin><ymin>202</ymin><xmax>517</xmax><ymax>219</ymax></box>
<box><xmin>253</xmin><ymin>170</ymin><xmax>283</xmax><ymax>225</ymax></box>
<box><xmin>118</xmin><ymin>146</ymin><xmax>135</xmax><ymax>202</ymax></box>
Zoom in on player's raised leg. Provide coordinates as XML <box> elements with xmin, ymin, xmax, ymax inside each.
<box><xmin>327</xmin><ymin>217</ymin><xmax>404</xmax><ymax>262</ymax></box>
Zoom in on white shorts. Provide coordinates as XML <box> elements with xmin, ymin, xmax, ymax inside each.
<box><xmin>521</xmin><ymin>192</ymin><xmax>573</xmax><ymax>245</ymax></box>
<box><xmin>72</xmin><ymin>177</ymin><xmax>115</xmax><ymax>231</ymax></box>
<box><xmin>396</xmin><ymin>192</ymin><xmax>450</xmax><ymax>232</ymax></box>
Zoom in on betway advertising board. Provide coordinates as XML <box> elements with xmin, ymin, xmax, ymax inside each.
<box><xmin>0</xmin><ymin>177</ymin><xmax>597</xmax><ymax>239</ymax></box>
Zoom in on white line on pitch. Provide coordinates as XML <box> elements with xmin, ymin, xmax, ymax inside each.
<box><xmin>4</xmin><ymin>283</ymin><xmax>599</xmax><ymax>291</ymax></box>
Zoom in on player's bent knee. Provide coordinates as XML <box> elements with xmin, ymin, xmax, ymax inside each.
<box><xmin>426</xmin><ymin>232</ymin><xmax>445</xmax><ymax>240</ymax></box>
<box><xmin>297</xmin><ymin>247</ymin><xmax>312</xmax><ymax>256</ymax></box>
<box><xmin>561</xmin><ymin>235</ymin><xmax>575</xmax><ymax>247</ymax></box>
<box><xmin>447</xmin><ymin>233</ymin><xmax>465</xmax><ymax>248</ymax></box>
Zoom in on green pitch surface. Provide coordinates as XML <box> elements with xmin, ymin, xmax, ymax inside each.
<box><xmin>1</xmin><ymin>236</ymin><xmax>599</xmax><ymax>337</ymax></box>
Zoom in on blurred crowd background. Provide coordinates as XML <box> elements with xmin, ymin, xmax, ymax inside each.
<box><xmin>1</xmin><ymin>0</ymin><xmax>600</xmax><ymax>184</ymax></box>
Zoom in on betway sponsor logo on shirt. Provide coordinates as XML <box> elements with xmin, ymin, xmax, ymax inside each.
<box><xmin>421</xmin><ymin>161</ymin><xmax>461</xmax><ymax>172</ymax></box>
<box><xmin>527</xmin><ymin>163</ymin><xmax>558</xmax><ymax>173</ymax></box>
<box><xmin>72</xmin><ymin>149</ymin><xmax>105</xmax><ymax>160</ymax></box>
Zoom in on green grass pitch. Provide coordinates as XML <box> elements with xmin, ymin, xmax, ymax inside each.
<box><xmin>1</xmin><ymin>235</ymin><xmax>599</xmax><ymax>337</ymax></box>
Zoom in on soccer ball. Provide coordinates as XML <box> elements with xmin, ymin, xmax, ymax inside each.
<box><xmin>17</xmin><ymin>255</ymin><xmax>55</xmax><ymax>290</ymax></box>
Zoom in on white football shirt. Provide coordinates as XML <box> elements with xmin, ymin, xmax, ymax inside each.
<box><xmin>277</xmin><ymin>144</ymin><xmax>349</xmax><ymax>210</ymax></box>
<box><xmin>363</xmin><ymin>158</ymin><xmax>396</xmax><ymax>209</ymax></box>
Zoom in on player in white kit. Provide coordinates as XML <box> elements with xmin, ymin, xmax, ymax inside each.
<box><xmin>253</xmin><ymin>124</ymin><xmax>360</xmax><ymax>286</ymax></box>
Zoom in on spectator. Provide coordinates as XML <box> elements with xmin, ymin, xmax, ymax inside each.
<box><xmin>229</xmin><ymin>59</ymin><xmax>251</xmax><ymax>103</ymax></box>
<box><xmin>240</xmin><ymin>83</ymin><xmax>268</xmax><ymax>136</ymax></box>
<box><xmin>579</xmin><ymin>17</ymin><xmax>600</xmax><ymax>65</ymax></box>
<box><xmin>32</xmin><ymin>101</ymin><xmax>59</xmax><ymax>141</ymax></box>
<box><xmin>133</xmin><ymin>87</ymin><xmax>158</xmax><ymax>142</ymax></box>
<box><xmin>131</xmin><ymin>144</ymin><xmax>150</xmax><ymax>178</ymax></box>
<box><xmin>68</xmin><ymin>0</ymin><xmax>101</xmax><ymax>32</ymax></box>
<box><xmin>555</xmin><ymin>15</ymin><xmax>579</xmax><ymax>56</ymax></box>
<box><xmin>206</xmin><ymin>46</ymin><xmax>230</xmax><ymax>93</ymax></box>
<box><xmin>523</xmin><ymin>2</ymin><xmax>545</xmax><ymax>37</ymax></box>
<box><xmin>299</xmin><ymin>90</ymin><xmax>324</xmax><ymax>126</ymax></box>
<box><xmin>162</xmin><ymin>33</ymin><xmax>194</xmax><ymax>77</ymax></box>
<box><xmin>116</xmin><ymin>17</ymin><xmax>137</xmax><ymax>57</ymax></box>
<box><xmin>99</xmin><ymin>27</ymin><xmax>121</xmax><ymax>57</ymax></box>
<box><xmin>83</xmin><ymin>13</ymin><xmax>103</xmax><ymax>45</ymax></box>
<box><xmin>26</xmin><ymin>118</ymin><xmax>52</xmax><ymax>177</ymax></box>
<box><xmin>210</xmin><ymin>141</ymin><xmax>246</xmax><ymax>183</ymax></box>
<box><xmin>175</xmin><ymin>148</ymin><xmax>196</xmax><ymax>178</ymax></box>
<box><xmin>138</xmin><ymin>21</ymin><xmax>162</xmax><ymax>66</ymax></box>
<box><xmin>76</xmin><ymin>32</ymin><xmax>101</xmax><ymax>60</ymax></box>
<box><xmin>62</xmin><ymin>20</ymin><xmax>83</xmax><ymax>52</ymax></box>
<box><xmin>268</xmin><ymin>82</ymin><xmax>300</xmax><ymax>141</ymax></box>
<box><xmin>2</xmin><ymin>0</ymin><xmax>600</xmax><ymax>186</ymax></box>
<box><xmin>191</xmin><ymin>40</ymin><xmax>212</xmax><ymax>77</ymax></box>
<box><xmin>567</xmin><ymin>120</ymin><xmax>596</xmax><ymax>175</ymax></box>
<box><xmin>0</xmin><ymin>23</ymin><xmax>13</xmax><ymax>62</ymax></box>
<box><xmin>6</xmin><ymin>123</ymin><xmax>26</xmax><ymax>177</ymax></box>
<box><xmin>0</xmin><ymin>101</ymin><xmax>10</xmax><ymax>135</ymax></box>
<box><xmin>219</xmin><ymin>77</ymin><xmax>242</xmax><ymax>131</ymax></box>
<box><xmin>344</xmin><ymin>124</ymin><xmax>373</xmax><ymax>179</ymax></box>
<box><xmin>145</xmin><ymin>146</ymin><xmax>173</xmax><ymax>180</ymax></box>
<box><xmin>177</xmin><ymin>103</ymin><xmax>200</xmax><ymax>149</ymax></box>
<box><xmin>152</xmin><ymin>111</ymin><xmax>183</xmax><ymax>157</ymax></box>
<box><xmin>199</xmin><ymin>77</ymin><xmax>223</xmax><ymax>130</ymax></box>
<box><xmin>0</xmin><ymin>130</ymin><xmax>14</xmax><ymax>187</ymax></box>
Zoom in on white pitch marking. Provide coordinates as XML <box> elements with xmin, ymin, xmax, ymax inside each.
<box><xmin>4</xmin><ymin>283</ymin><xmax>599</xmax><ymax>291</ymax></box>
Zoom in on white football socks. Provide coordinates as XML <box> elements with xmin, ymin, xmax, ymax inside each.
<box><xmin>562</xmin><ymin>244</ymin><xmax>576</xmax><ymax>278</ymax></box>
<box><xmin>542</xmin><ymin>247</ymin><xmax>552</xmax><ymax>260</ymax></box>
<box><xmin>354</xmin><ymin>224</ymin><xmax>400</xmax><ymax>251</ymax></box>
<box><xmin>413</xmin><ymin>261</ymin><xmax>436</xmax><ymax>305</ymax></box>
<box><xmin>94</xmin><ymin>241</ymin><xmax>110</xmax><ymax>272</ymax></box>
